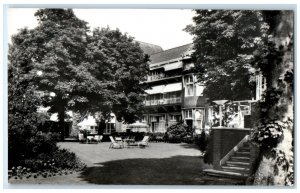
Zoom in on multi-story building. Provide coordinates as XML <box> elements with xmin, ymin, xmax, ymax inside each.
<box><xmin>139</xmin><ymin>43</ymin><xmax>210</xmax><ymax>133</ymax></box>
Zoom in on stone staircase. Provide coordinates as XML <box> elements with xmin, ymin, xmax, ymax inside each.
<box><xmin>204</xmin><ymin>142</ymin><xmax>252</xmax><ymax>179</ymax></box>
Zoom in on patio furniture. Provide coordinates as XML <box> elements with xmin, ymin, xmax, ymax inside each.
<box><xmin>124</xmin><ymin>136</ymin><xmax>136</xmax><ymax>147</ymax></box>
<box><xmin>115</xmin><ymin>136</ymin><xmax>124</xmax><ymax>147</ymax></box>
<box><xmin>137</xmin><ymin>136</ymin><xmax>150</xmax><ymax>147</ymax></box>
<box><xmin>87</xmin><ymin>135</ymin><xmax>94</xmax><ymax>144</ymax></box>
<box><xmin>109</xmin><ymin>136</ymin><xmax>124</xmax><ymax>149</ymax></box>
<box><xmin>94</xmin><ymin>135</ymin><xmax>103</xmax><ymax>143</ymax></box>
<box><xmin>78</xmin><ymin>133</ymin><xmax>85</xmax><ymax>143</ymax></box>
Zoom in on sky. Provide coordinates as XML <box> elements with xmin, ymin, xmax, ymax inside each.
<box><xmin>7</xmin><ymin>8</ymin><xmax>195</xmax><ymax>50</ymax></box>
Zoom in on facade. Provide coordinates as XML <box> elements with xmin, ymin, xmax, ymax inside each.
<box><xmin>140</xmin><ymin>43</ymin><xmax>209</xmax><ymax>133</ymax></box>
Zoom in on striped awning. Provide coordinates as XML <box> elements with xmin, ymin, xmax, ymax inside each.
<box><xmin>145</xmin><ymin>85</ymin><xmax>165</xmax><ymax>94</ymax></box>
<box><xmin>164</xmin><ymin>82</ymin><xmax>182</xmax><ymax>93</ymax></box>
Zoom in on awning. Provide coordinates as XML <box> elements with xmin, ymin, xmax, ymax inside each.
<box><xmin>164</xmin><ymin>82</ymin><xmax>182</xmax><ymax>93</ymax></box>
<box><xmin>145</xmin><ymin>85</ymin><xmax>165</xmax><ymax>95</ymax></box>
<box><xmin>164</xmin><ymin>62</ymin><xmax>183</xmax><ymax>71</ymax></box>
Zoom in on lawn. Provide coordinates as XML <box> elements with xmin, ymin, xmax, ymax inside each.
<box><xmin>9</xmin><ymin>142</ymin><xmax>246</xmax><ymax>185</ymax></box>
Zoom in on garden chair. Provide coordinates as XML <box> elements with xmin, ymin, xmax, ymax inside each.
<box><xmin>137</xmin><ymin>136</ymin><xmax>150</xmax><ymax>147</ymax></box>
<box><xmin>94</xmin><ymin>135</ymin><xmax>103</xmax><ymax>143</ymax></box>
<box><xmin>109</xmin><ymin>136</ymin><xmax>124</xmax><ymax>149</ymax></box>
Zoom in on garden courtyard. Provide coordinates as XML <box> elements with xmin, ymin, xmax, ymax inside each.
<box><xmin>9</xmin><ymin>142</ymin><xmax>246</xmax><ymax>185</ymax></box>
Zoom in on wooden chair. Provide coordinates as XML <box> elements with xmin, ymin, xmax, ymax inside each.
<box><xmin>94</xmin><ymin>135</ymin><xmax>103</xmax><ymax>143</ymax></box>
<box><xmin>137</xmin><ymin>136</ymin><xmax>150</xmax><ymax>147</ymax></box>
<box><xmin>109</xmin><ymin>136</ymin><xmax>124</xmax><ymax>149</ymax></box>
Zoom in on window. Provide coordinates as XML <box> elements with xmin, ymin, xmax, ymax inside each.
<box><xmin>141</xmin><ymin>116</ymin><xmax>146</xmax><ymax>123</ymax></box>
<box><xmin>195</xmin><ymin>109</ymin><xmax>204</xmax><ymax>120</ymax></box>
<box><xmin>184</xmin><ymin>75</ymin><xmax>193</xmax><ymax>84</ymax></box>
<box><xmin>185</xmin><ymin>110</ymin><xmax>192</xmax><ymax>119</ymax></box>
<box><xmin>186</xmin><ymin>85</ymin><xmax>194</xmax><ymax>96</ymax></box>
<box><xmin>150</xmin><ymin>116</ymin><xmax>157</xmax><ymax>122</ymax></box>
<box><xmin>159</xmin><ymin>115</ymin><xmax>165</xmax><ymax>121</ymax></box>
<box><xmin>184</xmin><ymin>75</ymin><xmax>194</xmax><ymax>96</ymax></box>
<box><xmin>169</xmin><ymin>115</ymin><xmax>182</xmax><ymax>122</ymax></box>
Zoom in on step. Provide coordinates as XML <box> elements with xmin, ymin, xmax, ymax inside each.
<box><xmin>226</xmin><ymin>161</ymin><xmax>251</xmax><ymax>167</ymax></box>
<box><xmin>238</xmin><ymin>148</ymin><xmax>250</xmax><ymax>152</ymax></box>
<box><xmin>203</xmin><ymin>169</ymin><xmax>248</xmax><ymax>179</ymax></box>
<box><xmin>222</xmin><ymin>166</ymin><xmax>250</xmax><ymax>173</ymax></box>
<box><xmin>231</xmin><ymin>156</ymin><xmax>251</xmax><ymax>161</ymax></box>
<box><xmin>235</xmin><ymin>151</ymin><xmax>250</xmax><ymax>156</ymax></box>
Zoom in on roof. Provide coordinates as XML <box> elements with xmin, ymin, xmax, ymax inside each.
<box><xmin>149</xmin><ymin>43</ymin><xmax>193</xmax><ymax>64</ymax></box>
<box><xmin>136</xmin><ymin>41</ymin><xmax>164</xmax><ymax>55</ymax></box>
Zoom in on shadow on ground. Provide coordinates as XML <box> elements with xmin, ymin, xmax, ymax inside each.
<box><xmin>179</xmin><ymin>143</ymin><xmax>201</xmax><ymax>150</ymax></box>
<box><xmin>78</xmin><ymin>155</ymin><xmax>245</xmax><ymax>185</ymax></box>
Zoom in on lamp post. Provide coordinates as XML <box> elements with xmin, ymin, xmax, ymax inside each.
<box><xmin>213</xmin><ymin>100</ymin><xmax>228</xmax><ymax>127</ymax></box>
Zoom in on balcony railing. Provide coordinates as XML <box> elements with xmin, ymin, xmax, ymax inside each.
<box><xmin>146</xmin><ymin>74</ymin><xmax>182</xmax><ymax>82</ymax></box>
<box><xmin>145</xmin><ymin>97</ymin><xmax>181</xmax><ymax>106</ymax></box>
<box><xmin>147</xmin><ymin>74</ymin><xmax>165</xmax><ymax>81</ymax></box>
<box><xmin>164</xmin><ymin>98</ymin><xmax>181</xmax><ymax>104</ymax></box>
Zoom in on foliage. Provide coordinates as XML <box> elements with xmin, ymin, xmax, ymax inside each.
<box><xmin>8</xmin><ymin>32</ymin><xmax>84</xmax><ymax>171</ymax></box>
<box><xmin>210</xmin><ymin>101</ymin><xmax>240</xmax><ymax>127</ymax></box>
<box><xmin>10</xmin><ymin>148</ymin><xmax>86</xmax><ymax>180</ymax></box>
<box><xmin>194</xmin><ymin>130</ymin><xmax>210</xmax><ymax>152</ymax></box>
<box><xmin>185</xmin><ymin>10</ymin><xmax>268</xmax><ymax>101</ymax></box>
<box><xmin>250</xmin><ymin>11</ymin><xmax>294</xmax><ymax>185</ymax></box>
<box><xmin>251</xmin><ymin>119</ymin><xmax>289</xmax><ymax>150</ymax></box>
<box><xmin>8</xmin><ymin>61</ymin><xmax>41</xmax><ymax>167</ymax></box>
<box><xmin>149</xmin><ymin>132</ymin><xmax>165</xmax><ymax>142</ymax></box>
<box><xmin>86</xmin><ymin>27</ymin><xmax>150</xmax><ymax>123</ymax></box>
<box><xmin>165</xmin><ymin>122</ymin><xmax>193</xmax><ymax>143</ymax></box>
<box><xmin>9</xmin><ymin>8</ymin><xmax>150</xmax><ymax>131</ymax></box>
<box><xmin>187</xmin><ymin>10</ymin><xmax>294</xmax><ymax>185</ymax></box>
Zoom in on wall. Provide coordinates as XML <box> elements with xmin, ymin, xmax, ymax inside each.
<box><xmin>211</xmin><ymin>127</ymin><xmax>250</xmax><ymax>169</ymax></box>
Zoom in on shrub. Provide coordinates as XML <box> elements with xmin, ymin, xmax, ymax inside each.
<box><xmin>194</xmin><ymin>130</ymin><xmax>210</xmax><ymax>152</ymax></box>
<box><xmin>165</xmin><ymin>122</ymin><xmax>193</xmax><ymax>143</ymax></box>
<box><xmin>19</xmin><ymin>148</ymin><xmax>86</xmax><ymax>173</ymax></box>
<box><xmin>149</xmin><ymin>132</ymin><xmax>165</xmax><ymax>142</ymax></box>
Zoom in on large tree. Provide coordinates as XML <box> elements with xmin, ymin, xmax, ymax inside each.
<box><xmin>9</xmin><ymin>9</ymin><xmax>149</xmax><ymax>136</ymax></box>
<box><xmin>185</xmin><ymin>10</ymin><xmax>268</xmax><ymax>101</ymax></box>
<box><xmin>250</xmin><ymin>11</ymin><xmax>294</xmax><ymax>185</ymax></box>
<box><xmin>86</xmin><ymin>27</ymin><xmax>149</xmax><ymax>123</ymax></box>
<box><xmin>9</xmin><ymin>9</ymin><xmax>93</xmax><ymax>133</ymax></box>
<box><xmin>186</xmin><ymin>10</ymin><xmax>294</xmax><ymax>185</ymax></box>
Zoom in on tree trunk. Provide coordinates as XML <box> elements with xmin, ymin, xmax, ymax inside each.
<box><xmin>57</xmin><ymin>105</ymin><xmax>65</xmax><ymax>141</ymax></box>
<box><xmin>253</xmin><ymin>10</ymin><xmax>294</xmax><ymax>185</ymax></box>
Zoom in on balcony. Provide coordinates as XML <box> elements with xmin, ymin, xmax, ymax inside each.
<box><xmin>145</xmin><ymin>74</ymin><xmax>182</xmax><ymax>84</ymax></box>
<box><xmin>164</xmin><ymin>98</ymin><xmax>181</xmax><ymax>104</ymax></box>
<box><xmin>147</xmin><ymin>74</ymin><xmax>165</xmax><ymax>81</ymax></box>
<box><xmin>145</xmin><ymin>97</ymin><xmax>181</xmax><ymax>106</ymax></box>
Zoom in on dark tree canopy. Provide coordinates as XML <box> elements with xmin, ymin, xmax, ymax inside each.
<box><xmin>9</xmin><ymin>9</ymin><xmax>149</xmax><ymax>125</ymax></box>
<box><xmin>86</xmin><ymin>27</ymin><xmax>149</xmax><ymax>123</ymax></box>
<box><xmin>185</xmin><ymin>10</ymin><xmax>268</xmax><ymax>101</ymax></box>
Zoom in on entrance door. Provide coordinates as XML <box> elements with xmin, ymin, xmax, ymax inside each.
<box><xmin>186</xmin><ymin>120</ymin><xmax>193</xmax><ymax>128</ymax></box>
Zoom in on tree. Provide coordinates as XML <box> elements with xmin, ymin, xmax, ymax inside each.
<box><xmin>86</xmin><ymin>27</ymin><xmax>149</xmax><ymax>123</ymax></box>
<box><xmin>186</xmin><ymin>9</ymin><xmax>294</xmax><ymax>185</ymax></box>
<box><xmin>9</xmin><ymin>9</ymin><xmax>94</xmax><ymax>136</ymax></box>
<box><xmin>9</xmin><ymin>9</ymin><xmax>150</xmax><ymax>137</ymax></box>
<box><xmin>185</xmin><ymin>10</ymin><xmax>268</xmax><ymax>101</ymax></box>
<box><xmin>8</xmin><ymin>62</ymin><xmax>39</xmax><ymax>166</ymax></box>
<box><xmin>250</xmin><ymin>11</ymin><xmax>294</xmax><ymax>185</ymax></box>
